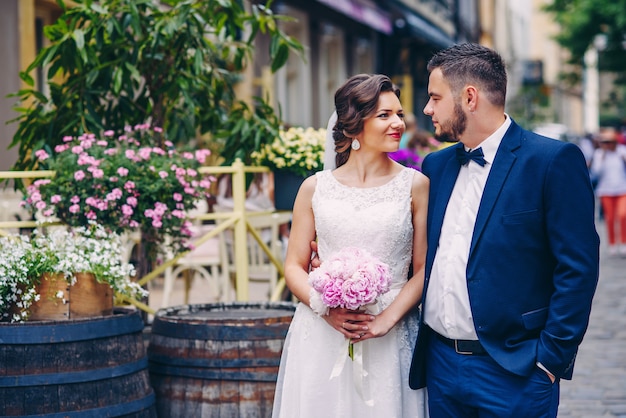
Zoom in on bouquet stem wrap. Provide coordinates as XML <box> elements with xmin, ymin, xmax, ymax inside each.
<box><xmin>308</xmin><ymin>247</ymin><xmax>391</xmax><ymax>405</ymax></box>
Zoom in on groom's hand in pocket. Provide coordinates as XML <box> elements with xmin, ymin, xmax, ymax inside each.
<box><xmin>310</xmin><ymin>240</ymin><xmax>321</xmax><ymax>270</ymax></box>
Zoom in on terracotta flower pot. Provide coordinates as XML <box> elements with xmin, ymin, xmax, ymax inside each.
<box><xmin>28</xmin><ymin>272</ymin><xmax>114</xmax><ymax>321</ymax></box>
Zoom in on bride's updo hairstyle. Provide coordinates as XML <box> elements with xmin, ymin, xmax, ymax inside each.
<box><xmin>332</xmin><ymin>74</ymin><xmax>400</xmax><ymax>168</ymax></box>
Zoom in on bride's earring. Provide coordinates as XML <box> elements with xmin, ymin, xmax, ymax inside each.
<box><xmin>351</xmin><ymin>138</ymin><xmax>361</xmax><ymax>151</ymax></box>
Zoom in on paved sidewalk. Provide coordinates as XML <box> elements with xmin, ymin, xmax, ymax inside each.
<box><xmin>558</xmin><ymin>220</ymin><xmax>626</xmax><ymax>417</ymax></box>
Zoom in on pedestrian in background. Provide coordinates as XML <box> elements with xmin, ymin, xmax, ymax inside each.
<box><xmin>589</xmin><ymin>126</ymin><xmax>626</xmax><ymax>256</ymax></box>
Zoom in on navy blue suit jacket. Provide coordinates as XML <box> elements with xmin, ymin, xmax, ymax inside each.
<box><xmin>409</xmin><ymin>120</ymin><xmax>599</xmax><ymax>389</ymax></box>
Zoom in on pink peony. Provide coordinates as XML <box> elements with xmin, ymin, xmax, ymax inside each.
<box><xmin>308</xmin><ymin>247</ymin><xmax>391</xmax><ymax>311</ymax></box>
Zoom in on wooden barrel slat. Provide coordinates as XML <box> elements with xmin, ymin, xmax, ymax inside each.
<box><xmin>0</xmin><ymin>309</ymin><xmax>156</xmax><ymax>417</ymax></box>
<box><xmin>148</xmin><ymin>302</ymin><xmax>296</xmax><ymax>418</ymax></box>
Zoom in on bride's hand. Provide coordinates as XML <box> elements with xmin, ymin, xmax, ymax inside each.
<box><xmin>325</xmin><ymin>307</ymin><xmax>373</xmax><ymax>340</ymax></box>
<box><xmin>352</xmin><ymin>314</ymin><xmax>395</xmax><ymax>343</ymax></box>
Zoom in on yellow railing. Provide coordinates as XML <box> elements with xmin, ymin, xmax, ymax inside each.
<box><xmin>0</xmin><ymin>160</ymin><xmax>288</xmax><ymax>315</ymax></box>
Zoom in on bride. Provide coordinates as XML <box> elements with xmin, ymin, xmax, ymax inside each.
<box><xmin>272</xmin><ymin>74</ymin><xmax>429</xmax><ymax>417</ymax></box>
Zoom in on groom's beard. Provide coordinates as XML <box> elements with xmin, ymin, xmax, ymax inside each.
<box><xmin>434</xmin><ymin>103</ymin><xmax>467</xmax><ymax>143</ymax></box>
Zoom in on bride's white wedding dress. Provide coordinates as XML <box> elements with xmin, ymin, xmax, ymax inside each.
<box><xmin>272</xmin><ymin>168</ymin><xmax>427</xmax><ymax>418</ymax></box>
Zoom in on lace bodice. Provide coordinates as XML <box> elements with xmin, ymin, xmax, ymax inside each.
<box><xmin>273</xmin><ymin>167</ymin><xmax>427</xmax><ymax>418</ymax></box>
<box><xmin>312</xmin><ymin>168</ymin><xmax>414</xmax><ymax>290</ymax></box>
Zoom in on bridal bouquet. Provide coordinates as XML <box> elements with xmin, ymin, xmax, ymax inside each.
<box><xmin>308</xmin><ymin>247</ymin><xmax>391</xmax><ymax>359</ymax></box>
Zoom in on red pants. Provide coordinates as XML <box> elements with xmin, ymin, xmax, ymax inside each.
<box><xmin>600</xmin><ymin>194</ymin><xmax>626</xmax><ymax>245</ymax></box>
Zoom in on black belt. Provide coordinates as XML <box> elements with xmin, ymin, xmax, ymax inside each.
<box><xmin>431</xmin><ymin>330</ymin><xmax>487</xmax><ymax>355</ymax></box>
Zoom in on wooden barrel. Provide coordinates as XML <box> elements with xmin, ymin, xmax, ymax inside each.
<box><xmin>0</xmin><ymin>309</ymin><xmax>156</xmax><ymax>417</ymax></box>
<box><xmin>148</xmin><ymin>302</ymin><xmax>296</xmax><ymax>418</ymax></box>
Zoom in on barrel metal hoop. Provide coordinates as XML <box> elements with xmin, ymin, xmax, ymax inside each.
<box><xmin>148</xmin><ymin>353</ymin><xmax>279</xmax><ymax>368</ymax></box>
<box><xmin>0</xmin><ymin>357</ymin><xmax>148</xmax><ymax>388</ymax></box>
<box><xmin>149</xmin><ymin>363</ymin><xmax>278</xmax><ymax>382</ymax></box>
<box><xmin>0</xmin><ymin>310</ymin><xmax>144</xmax><ymax>344</ymax></box>
<box><xmin>0</xmin><ymin>392</ymin><xmax>155</xmax><ymax>418</ymax></box>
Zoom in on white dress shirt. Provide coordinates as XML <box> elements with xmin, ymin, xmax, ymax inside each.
<box><xmin>424</xmin><ymin>116</ymin><xmax>511</xmax><ymax>340</ymax></box>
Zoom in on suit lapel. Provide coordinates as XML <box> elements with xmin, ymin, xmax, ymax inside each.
<box><xmin>429</xmin><ymin>144</ymin><xmax>463</xmax><ymax>261</ymax></box>
<box><xmin>469</xmin><ymin>123</ymin><xmax>522</xmax><ymax>254</ymax></box>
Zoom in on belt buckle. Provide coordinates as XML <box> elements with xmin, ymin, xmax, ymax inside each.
<box><xmin>454</xmin><ymin>340</ymin><xmax>473</xmax><ymax>355</ymax></box>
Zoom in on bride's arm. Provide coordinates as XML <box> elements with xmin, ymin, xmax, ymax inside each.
<box><xmin>285</xmin><ymin>175</ymin><xmax>372</xmax><ymax>340</ymax></box>
<box><xmin>283</xmin><ymin>175</ymin><xmax>317</xmax><ymax>304</ymax></box>
<box><xmin>359</xmin><ymin>171</ymin><xmax>429</xmax><ymax>340</ymax></box>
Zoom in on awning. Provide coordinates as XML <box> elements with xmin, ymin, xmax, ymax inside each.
<box><xmin>391</xmin><ymin>2</ymin><xmax>455</xmax><ymax>48</ymax></box>
<box><xmin>316</xmin><ymin>0</ymin><xmax>393</xmax><ymax>35</ymax></box>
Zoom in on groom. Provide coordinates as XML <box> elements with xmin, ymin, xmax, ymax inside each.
<box><xmin>408</xmin><ymin>43</ymin><xmax>599</xmax><ymax>416</ymax></box>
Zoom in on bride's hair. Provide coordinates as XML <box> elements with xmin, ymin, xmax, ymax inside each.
<box><xmin>332</xmin><ymin>74</ymin><xmax>400</xmax><ymax>168</ymax></box>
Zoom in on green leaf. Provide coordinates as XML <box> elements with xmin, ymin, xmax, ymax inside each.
<box><xmin>113</xmin><ymin>67</ymin><xmax>123</xmax><ymax>94</ymax></box>
<box><xmin>270</xmin><ymin>42</ymin><xmax>289</xmax><ymax>73</ymax></box>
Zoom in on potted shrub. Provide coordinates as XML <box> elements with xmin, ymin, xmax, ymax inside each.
<box><xmin>250</xmin><ymin>126</ymin><xmax>326</xmax><ymax>210</ymax></box>
<box><xmin>0</xmin><ymin>223</ymin><xmax>146</xmax><ymax>322</ymax></box>
<box><xmin>23</xmin><ymin>124</ymin><xmax>214</xmax><ymax>278</ymax></box>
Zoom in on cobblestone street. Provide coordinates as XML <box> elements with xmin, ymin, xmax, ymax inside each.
<box><xmin>559</xmin><ymin>220</ymin><xmax>626</xmax><ymax>417</ymax></box>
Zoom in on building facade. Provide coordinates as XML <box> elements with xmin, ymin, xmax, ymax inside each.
<box><xmin>259</xmin><ymin>0</ymin><xmax>480</xmax><ymax>131</ymax></box>
<box><xmin>1</xmin><ymin>0</ymin><xmax>482</xmax><ymax>171</ymax></box>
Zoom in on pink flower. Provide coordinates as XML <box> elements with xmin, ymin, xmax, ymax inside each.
<box><xmin>153</xmin><ymin>202</ymin><xmax>167</xmax><ymax>216</ymax></box>
<box><xmin>50</xmin><ymin>195</ymin><xmax>62</xmax><ymax>204</ymax></box>
<box><xmin>103</xmin><ymin>130</ymin><xmax>115</xmax><ymax>137</ymax></box>
<box><xmin>138</xmin><ymin>147</ymin><xmax>152</xmax><ymax>159</ymax></box>
<box><xmin>69</xmin><ymin>204</ymin><xmax>80</xmax><ymax>214</ymax></box>
<box><xmin>173</xmin><ymin>193</ymin><xmax>183</xmax><ymax>202</ymax></box>
<box><xmin>71</xmin><ymin>145</ymin><xmax>84</xmax><ymax>154</ymax></box>
<box><xmin>106</xmin><ymin>188</ymin><xmax>123</xmax><ymax>201</ymax></box>
<box><xmin>55</xmin><ymin>144</ymin><xmax>70</xmax><ymax>153</ymax></box>
<box><xmin>127</xmin><ymin>196</ymin><xmax>138</xmax><ymax>207</ymax></box>
<box><xmin>29</xmin><ymin>191</ymin><xmax>42</xmax><ymax>203</ymax></box>
<box><xmin>308</xmin><ymin>247</ymin><xmax>390</xmax><ymax>311</ymax></box>
<box><xmin>159</xmin><ymin>171</ymin><xmax>168</xmax><ymax>179</ymax></box>
<box><xmin>70</xmin><ymin>195</ymin><xmax>80</xmax><ymax>204</ymax></box>
<box><xmin>195</xmin><ymin>149</ymin><xmax>211</xmax><ymax>163</ymax></box>
<box><xmin>34</xmin><ymin>149</ymin><xmax>49</xmax><ymax>161</ymax></box>
<box><xmin>122</xmin><ymin>204</ymin><xmax>134</xmax><ymax>217</ymax></box>
<box><xmin>74</xmin><ymin>170</ymin><xmax>86</xmax><ymax>181</ymax></box>
<box><xmin>63</xmin><ymin>135</ymin><xmax>74</xmax><ymax>142</ymax></box>
<box><xmin>117</xmin><ymin>167</ymin><xmax>129</xmax><ymax>176</ymax></box>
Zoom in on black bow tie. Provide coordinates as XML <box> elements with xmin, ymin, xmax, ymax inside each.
<box><xmin>456</xmin><ymin>146</ymin><xmax>486</xmax><ymax>167</ymax></box>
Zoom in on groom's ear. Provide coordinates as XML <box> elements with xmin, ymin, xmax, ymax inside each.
<box><xmin>463</xmin><ymin>85</ymin><xmax>478</xmax><ymax>112</ymax></box>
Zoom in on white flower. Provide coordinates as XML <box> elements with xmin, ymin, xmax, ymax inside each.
<box><xmin>251</xmin><ymin>126</ymin><xmax>326</xmax><ymax>177</ymax></box>
<box><xmin>0</xmin><ymin>222</ymin><xmax>146</xmax><ymax>322</ymax></box>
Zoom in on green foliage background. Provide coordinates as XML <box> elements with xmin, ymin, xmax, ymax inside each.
<box><xmin>9</xmin><ymin>0</ymin><xmax>303</xmax><ymax>172</ymax></box>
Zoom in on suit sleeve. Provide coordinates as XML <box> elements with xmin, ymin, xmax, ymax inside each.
<box><xmin>537</xmin><ymin>142</ymin><xmax>599</xmax><ymax>379</ymax></box>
